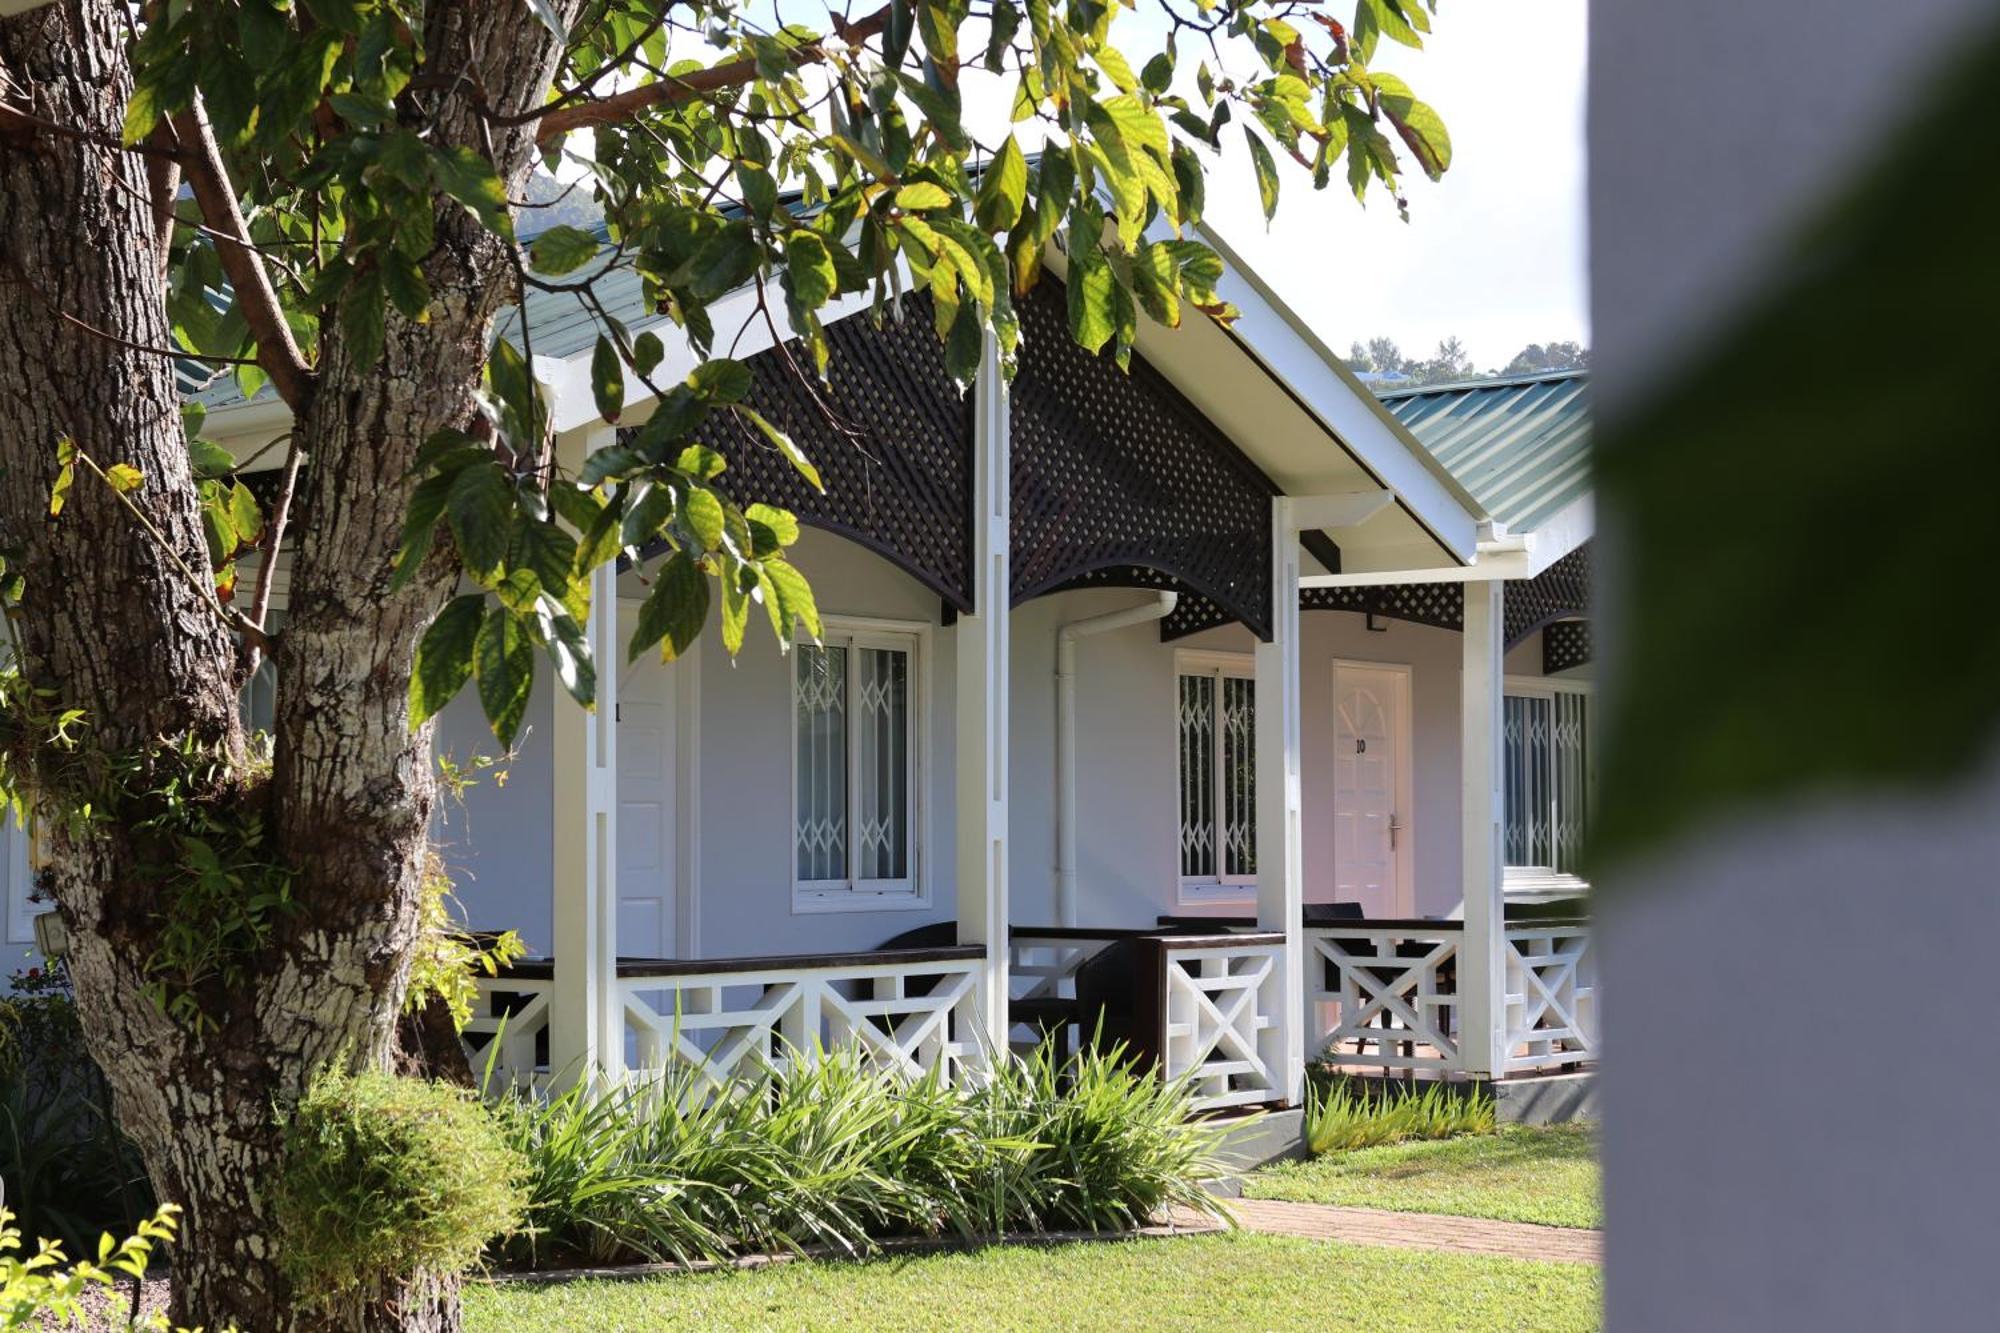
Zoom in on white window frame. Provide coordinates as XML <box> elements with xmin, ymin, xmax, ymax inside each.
<box><xmin>1174</xmin><ymin>649</ymin><xmax>1258</xmax><ymax>905</ymax></box>
<box><xmin>1501</xmin><ymin>675</ymin><xmax>1595</xmax><ymax>896</ymax></box>
<box><xmin>790</xmin><ymin>615</ymin><xmax>931</xmax><ymax>913</ymax></box>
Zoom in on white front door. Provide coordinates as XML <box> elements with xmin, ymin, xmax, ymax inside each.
<box><xmin>616</xmin><ymin>602</ymin><xmax>676</xmax><ymax>959</ymax></box>
<box><xmin>1332</xmin><ymin>663</ymin><xmax>1413</xmax><ymax>914</ymax></box>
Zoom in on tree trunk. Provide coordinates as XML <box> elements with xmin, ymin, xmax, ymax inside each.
<box><xmin>0</xmin><ymin>2</ymin><xmax>576</xmax><ymax>1328</ymax></box>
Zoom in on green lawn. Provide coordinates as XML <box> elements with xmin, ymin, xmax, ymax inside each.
<box><xmin>1246</xmin><ymin>1124</ymin><xmax>1602</xmax><ymax>1230</ymax></box>
<box><xmin>468</xmin><ymin>1232</ymin><xmax>1600</xmax><ymax>1332</ymax></box>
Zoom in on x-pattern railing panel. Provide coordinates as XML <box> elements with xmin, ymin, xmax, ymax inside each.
<box><xmin>1306</xmin><ymin>926</ymin><xmax>1463</xmax><ymax>1072</ymax></box>
<box><xmin>465</xmin><ymin>977</ymin><xmax>552</xmax><ymax>1091</ymax></box>
<box><xmin>1160</xmin><ymin>939</ymin><xmax>1284</xmax><ymax>1111</ymax></box>
<box><xmin>1504</xmin><ymin>925</ymin><xmax>1596</xmax><ymax>1072</ymax></box>
<box><xmin>620</xmin><ymin>957</ymin><xmax>986</xmax><ymax>1090</ymax></box>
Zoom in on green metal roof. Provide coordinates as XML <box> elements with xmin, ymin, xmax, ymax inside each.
<box><xmin>1376</xmin><ymin>369</ymin><xmax>1590</xmax><ymax>533</ymax></box>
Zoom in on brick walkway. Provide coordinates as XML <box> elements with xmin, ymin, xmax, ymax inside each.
<box><xmin>1168</xmin><ymin>1198</ymin><xmax>1602</xmax><ymax>1266</ymax></box>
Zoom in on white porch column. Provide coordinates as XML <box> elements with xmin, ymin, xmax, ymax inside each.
<box><xmin>1255</xmin><ymin>498</ymin><xmax>1305</xmax><ymax>1104</ymax></box>
<box><xmin>955</xmin><ymin>333</ymin><xmax>1011</xmax><ymax>1056</ymax></box>
<box><xmin>550</xmin><ymin>426</ymin><xmax>622</xmax><ymax>1084</ymax></box>
<box><xmin>1458</xmin><ymin>578</ymin><xmax>1508</xmax><ymax>1079</ymax></box>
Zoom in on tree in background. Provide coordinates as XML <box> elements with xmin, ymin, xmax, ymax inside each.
<box><xmin>1501</xmin><ymin>339</ymin><xmax>1590</xmax><ymax>374</ymax></box>
<box><xmin>1346</xmin><ymin>334</ymin><xmax>1590</xmax><ymax>387</ymax></box>
<box><xmin>0</xmin><ymin>0</ymin><xmax>1454</xmax><ymax>1326</ymax></box>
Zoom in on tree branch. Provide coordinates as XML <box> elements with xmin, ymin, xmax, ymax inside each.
<box><xmin>534</xmin><ymin>6</ymin><xmax>892</xmax><ymax>144</ymax></box>
<box><xmin>239</xmin><ymin>433</ymin><xmax>301</xmax><ymax>682</ymax></box>
<box><xmin>145</xmin><ymin>120</ymin><xmax>181</xmax><ymax>281</ymax></box>
<box><xmin>170</xmin><ymin>100</ymin><xmax>314</xmax><ymax>413</ymax></box>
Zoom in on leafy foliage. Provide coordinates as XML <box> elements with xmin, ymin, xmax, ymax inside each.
<box><xmin>0</xmin><ymin>966</ymin><xmax>153</xmax><ymax>1255</ymax></box>
<box><xmin>404</xmin><ymin>854</ymin><xmax>526</xmax><ymax>1032</ymax></box>
<box><xmin>0</xmin><ymin>1205</ymin><xmax>195</xmax><ymax>1333</ymax></box>
<box><xmin>273</xmin><ymin>1067</ymin><xmax>526</xmax><ymax>1306</ymax></box>
<box><xmin>113</xmin><ymin>0</ymin><xmax>1452</xmax><ymax>748</ymax></box>
<box><xmin>486</xmin><ymin>1042</ymin><xmax>1225</xmax><ymax>1271</ymax></box>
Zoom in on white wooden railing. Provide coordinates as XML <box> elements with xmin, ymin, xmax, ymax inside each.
<box><xmin>1305</xmin><ymin>922</ymin><xmax>1464</xmax><ymax>1073</ymax></box>
<box><xmin>1157</xmin><ymin>933</ymin><xmax>1286</xmax><ymax>1111</ymax></box>
<box><xmin>1503</xmin><ymin>922</ymin><xmax>1597</xmax><ymax>1073</ymax></box>
<box><xmin>468</xmin><ymin>946</ymin><xmax>989</xmax><ymax>1091</ymax></box>
<box><xmin>464</xmin><ymin>974</ymin><xmax>552</xmax><ymax>1091</ymax></box>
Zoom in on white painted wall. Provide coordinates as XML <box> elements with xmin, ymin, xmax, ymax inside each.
<box><xmin>442</xmin><ymin>528</ymin><xmax>1591</xmax><ymax>954</ymax></box>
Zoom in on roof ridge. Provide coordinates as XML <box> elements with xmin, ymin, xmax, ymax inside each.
<box><xmin>1374</xmin><ymin>367</ymin><xmax>1587</xmax><ymax>399</ymax></box>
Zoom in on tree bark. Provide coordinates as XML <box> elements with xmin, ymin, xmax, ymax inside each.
<box><xmin>0</xmin><ymin>1</ymin><xmax>578</xmax><ymax>1328</ymax></box>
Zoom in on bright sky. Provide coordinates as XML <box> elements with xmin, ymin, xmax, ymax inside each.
<box><xmin>1198</xmin><ymin>0</ymin><xmax>1592</xmax><ymax>371</ymax></box>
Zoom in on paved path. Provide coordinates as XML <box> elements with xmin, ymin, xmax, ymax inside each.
<box><xmin>1168</xmin><ymin>1198</ymin><xmax>1602</xmax><ymax>1266</ymax></box>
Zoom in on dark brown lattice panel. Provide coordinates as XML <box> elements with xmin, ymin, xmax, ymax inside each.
<box><xmin>628</xmin><ymin>284</ymin><xmax>1277</xmax><ymax>635</ymax></box>
<box><xmin>1010</xmin><ymin>280</ymin><xmax>1277</xmax><ymax>640</ymax></box>
<box><xmin>1287</xmin><ymin>540</ymin><xmax>1593</xmax><ymax>648</ymax></box>
<box><xmin>1542</xmin><ymin>619</ymin><xmax>1592</xmax><ymax>673</ymax></box>
<box><xmin>1504</xmin><ymin>543</ymin><xmax>1591</xmax><ymax>643</ymax></box>
<box><xmin>684</xmin><ymin>297</ymin><xmax>974</xmax><ymax>610</ymax></box>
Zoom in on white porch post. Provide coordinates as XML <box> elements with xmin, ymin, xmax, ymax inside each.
<box><xmin>955</xmin><ymin>333</ymin><xmax>1011</xmax><ymax>1056</ymax></box>
<box><xmin>1458</xmin><ymin>578</ymin><xmax>1507</xmax><ymax>1079</ymax></box>
<box><xmin>1255</xmin><ymin>498</ymin><xmax>1305</xmax><ymax>1104</ymax></box>
<box><xmin>550</xmin><ymin>426</ymin><xmax>622</xmax><ymax>1084</ymax></box>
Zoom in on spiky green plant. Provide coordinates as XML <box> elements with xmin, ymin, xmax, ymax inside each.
<box><xmin>1303</xmin><ymin>1077</ymin><xmax>1495</xmax><ymax>1155</ymax></box>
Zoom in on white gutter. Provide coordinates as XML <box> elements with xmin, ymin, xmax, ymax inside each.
<box><xmin>1054</xmin><ymin>591</ymin><xmax>1177</xmax><ymax>926</ymax></box>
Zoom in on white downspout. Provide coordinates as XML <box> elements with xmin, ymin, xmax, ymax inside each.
<box><xmin>1055</xmin><ymin>592</ymin><xmax>1177</xmax><ymax>926</ymax></box>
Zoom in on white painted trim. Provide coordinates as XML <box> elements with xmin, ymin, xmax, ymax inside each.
<box><xmin>1457</xmin><ymin>580</ymin><xmax>1508</xmax><ymax>1080</ymax></box>
<box><xmin>955</xmin><ymin>330</ymin><xmax>1012</xmax><ymax>1056</ymax></box>
<box><xmin>1172</xmin><ymin>649</ymin><xmax>1259</xmax><ymax>905</ymax></box>
<box><xmin>1330</xmin><ymin>658</ymin><xmax>1417</xmax><ymax>917</ymax></box>
<box><xmin>1254</xmin><ymin>496</ymin><xmax>1306</xmax><ymax>1104</ymax></box>
<box><xmin>788</xmin><ymin>615</ymin><xmax>933</xmax><ymax>913</ymax></box>
<box><xmin>1187</xmin><ymin>222</ymin><xmax>1484</xmax><ymax>564</ymax></box>
<box><xmin>675</xmin><ymin>641</ymin><xmax>703</xmax><ymax>958</ymax></box>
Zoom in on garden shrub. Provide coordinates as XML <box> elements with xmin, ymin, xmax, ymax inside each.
<box><xmin>0</xmin><ymin>965</ymin><xmax>153</xmax><ymax>1251</ymax></box>
<box><xmin>274</xmin><ymin>1067</ymin><xmax>525</xmax><ymax>1305</ymax></box>
<box><xmin>1303</xmin><ymin>1076</ymin><xmax>1495</xmax><ymax>1154</ymax></box>
<box><xmin>0</xmin><ymin>1203</ymin><xmax>188</xmax><ymax>1331</ymax></box>
<box><xmin>488</xmin><ymin>1043</ymin><xmax>1229</xmax><ymax>1272</ymax></box>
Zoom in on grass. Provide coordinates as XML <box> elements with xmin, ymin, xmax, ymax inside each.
<box><xmin>1247</xmin><ymin>1123</ymin><xmax>1602</xmax><ymax>1231</ymax></box>
<box><xmin>466</xmin><ymin>1231</ymin><xmax>1602</xmax><ymax>1332</ymax></box>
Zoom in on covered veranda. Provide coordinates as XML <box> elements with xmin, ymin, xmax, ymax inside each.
<box><xmin>464</xmin><ymin>241</ymin><xmax>1594</xmax><ymax>1112</ymax></box>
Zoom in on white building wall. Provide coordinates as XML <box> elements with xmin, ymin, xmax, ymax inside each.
<box><xmin>442</xmin><ymin>526</ymin><xmax>1595</xmax><ymax>957</ymax></box>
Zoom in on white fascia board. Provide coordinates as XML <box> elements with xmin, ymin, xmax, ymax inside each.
<box><xmin>1300</xmin><ymin>547</ymin><xmax>1538</xmax><ymax>588</ymax></box>
<box><xmin>1188</xmin><ymin>219</ymin><xmax>1485</xmax><ymax>564</ymax></box>
<box><xmin>1288</xmin><ymin>489</ymin><xmax>1395</xmax><ymax>531</ymax></box>
<box><xmin>1518</xmin><ymin>492</ymin><xmax>1594</xmax><ymax>576</ymax></box>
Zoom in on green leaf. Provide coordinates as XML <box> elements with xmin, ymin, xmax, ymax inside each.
<box><xmin>392</xmin><ymin>470</ymin><xmax>457</xmax><ymax>591</ymax></box>
<box><xmin>103</xmin><ymin>463</ymin><xmax>145</xmax><ymax>494</ymax></box>
<box><xmin>1132</xmin><ymin>242</ymin><xmax>1181</xmax><ymax>327</ymax></box>
<box><xmin>684</xmin><ymin>486</ymin><xmax>725</xmax><ymax>551</ymax></box>
<box><xmin>1066</xmin><ymin>242</ymin><xmax>1117</xmax><ymax>354</ymax></box>
<box><xmin>719</xmin><ymin>562</ymin><xmax>749</xmax><ymax>654</ymax></box>
<box><xmin>474</xmin><ymin>606</ymin><xmax>535</xmax><ymax>747</ymax></box>
<box><xmin>689</xmin><ymin>221</ymin><xmax>762</xmax><ymax>299</ymax></box>
<box><xmin>430</xmin><ymin>145</ymin><xmax>513</xmax><ymax>238</ymax></box>
<box><xmin>121</xmin><ymin>83</ymin><xmax>162</xmax><ymax>147</ymax></box>
<box><xmin>761</xmin><ymin>556</ymin><xmax>821</xmax><ymax>641</ymax></box>
<box><xmin>745</xmin><ymin>502</ymin><xmax>800</xmax><ymax>552</ymax></box>
<box><xmin>976</xmin><ymin>136</ymin><xmax>1029</xmax><ymax>233</ymax></box>
<box><xmin>447</xmin><ymin>461</ymin><xmax>513</xmax><ymax>580</ymax></box>
<box><xmin>894</xmin><ymin>181</ymin><xmax>954</xmax><ymax>212</ymax></box>
<box><xmin>688</xmin><ymin>359</ymin><xmax>753</xmax><ymax>403</ymax></box>
<box><xmin>1244</xmin><ymin>126</ymin><xmax>1281</xmax><ymax>223</ymax></box>
<box><xmin>738</xmin><ymin>407</ymin><xmax>822</xmax><ymax>491</ymax></box>
<box><xmin>530</xmin><ymin>225</ymin><xmax>602</xmax><ymax>276</ymax></box>
<box><xmin>340</xmin><ymin>268</ymin><xmax>387</xmax><ymax>372</ymax></box>
<box><xmin>591</xmin><ymin>335</ymin><xmax>625</xmax><ymax>423</ymax></box>
<box><xmin>631</xmin><ymin>552</ymin><xmax>708</xmax><ymax>663</ymax></box>
<box><xmin>229</xmin><ymin>481</ymin><xmax>263</xmax><ymax>544</ymax></box>
<box><xmin>785</xmin><ymin>231</ymin><xmax>837</xmax><ymax>309</ymax></box>
<box><xmin>631</xmin><ymin>331</ymin><xmax>665</xmax><ymax>379</ymax></box>
<box><xmin>1094</xmin><ymin>47</ymin><xmax>1139</xmax><ymax>94</ymax></box>
<box><xmin>1375</xmin><ymin>74</ymin><xmax>1453</xmax><ymax>180</ymax></box>
<box><xmin>410</xmin><ymin>594</ymin><xmax>484</xmax><ymax>725</ymax></box>
<box><xmin>188</xmin><ymin>438</ymin><xmax>236</xmax><ymax>480</ymax></box>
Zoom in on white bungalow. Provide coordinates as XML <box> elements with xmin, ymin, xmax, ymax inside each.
<box><xmin>8</xmin><ymin>226</ymin><xmax>1596</xmax><ymax>1113</ymax></box>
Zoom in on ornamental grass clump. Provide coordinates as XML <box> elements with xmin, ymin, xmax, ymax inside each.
<box><xmin>487</xmin><ymin>1043</ymin><xmax>1228</xmax><ymax>1272</ymax></box>
<box><xmin>1303</xmin><ymin>1076</ymin><xmax>1495</xmax><ymax>1155</ymax></box>
<box><xmin>274</xmin><ymin>1067</ymin><xmax>525</xmax><ymax>1306</ymax></box>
